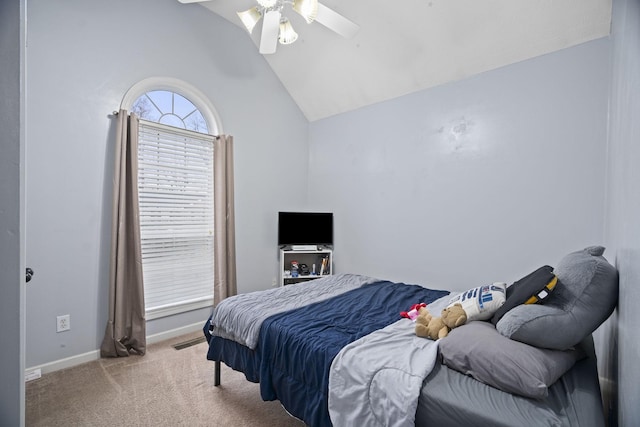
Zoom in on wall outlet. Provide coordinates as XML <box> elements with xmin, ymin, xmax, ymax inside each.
<box><xmin>272</xmin><ymin>277</ymin><xmax>277</xmax><ymax>287</ymax></box>
<box><xmin>56</xmin><ymin>314</ymin><xmax>70</xmax><ymax>332</ymax></box>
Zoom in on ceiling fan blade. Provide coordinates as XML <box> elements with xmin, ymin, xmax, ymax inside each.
<box><xmin>260</xmin><ymin>9</ymin><xmax>281</xmax><ymax>54</ymax></box>
<box><xmin>315</xmin><ymin>3</ymin><xmax>359</xmax><ymax>39</ymax></box>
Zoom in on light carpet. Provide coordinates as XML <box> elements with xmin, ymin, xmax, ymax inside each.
<box><xmin>26</xmin><ymin>331</ymin><xmax>304</xmax><ymax>426</ymax></box>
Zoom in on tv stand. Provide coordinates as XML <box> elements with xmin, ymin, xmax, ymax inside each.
<box><xmin>279</xmin><ymin>247</ymin><xmax>332</xmax><ymax>286</ymax></box>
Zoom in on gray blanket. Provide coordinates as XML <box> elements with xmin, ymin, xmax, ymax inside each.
<box><xmin>328</xmin><ymin>293</ymin><xmax>456</xmax><ymax>427</ymax></box>
<box><xmin>209</xmin><ymin>273</ymin><xmax>377</xmax><ymax>349</ymax></box>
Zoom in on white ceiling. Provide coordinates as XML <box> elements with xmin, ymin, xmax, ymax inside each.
<box><xmin>188</xmin><ymin>0</ymin><xmax>611</xmax><ymax>122</ymax></box>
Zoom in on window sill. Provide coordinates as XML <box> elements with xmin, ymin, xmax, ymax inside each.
<box><xmin>146</xmin><ymin>297</ymin><xmax>213</xmax><ymax>320</ymax></box>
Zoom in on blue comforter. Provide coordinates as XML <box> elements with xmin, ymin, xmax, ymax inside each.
<box><xmin>255</xmin><ymin>280</ymin><xmax>449</xmax><ymax>427</ymax></box>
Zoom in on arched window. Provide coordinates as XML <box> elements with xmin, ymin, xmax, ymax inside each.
<box><xmin>122</xmin><ymin>77</ymin><xmax>222</xmax><ymax>135</ymax></box>
<box><xmin>122</xmin><ymin>78</ymin><xmax>221</xmax><ymax>320</ymax></box>
<box><xmin>132</xmin><ymin>90</ymin><xmax>209</xmax><ymax>133</ymax></box>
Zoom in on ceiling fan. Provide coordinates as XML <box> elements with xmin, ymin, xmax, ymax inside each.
<box><xmin>178</xmin><ymin>0</ymin><xmax>360</xmax><ymax>55</ymax></box>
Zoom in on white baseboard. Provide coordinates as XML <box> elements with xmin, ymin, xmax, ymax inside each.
<box><xmin>147</xmin><ymin>321</ymin><xmax>203</xmax><ymax>344</ymax></box>
<box><xmin>26</xmin><ymin>322</ymin><xmax>203</xmax><ymax>377</ymax></box>
<box><xmin>27</xmin><ymin>349</ymin><xmax>101</xmax><ymax>377</ymax></box>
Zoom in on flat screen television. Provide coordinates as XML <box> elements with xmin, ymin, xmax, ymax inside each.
<box><xmin>278</xmin><ymin>211</ymin><xmax>333</xmax><ymax>247</ymax></box>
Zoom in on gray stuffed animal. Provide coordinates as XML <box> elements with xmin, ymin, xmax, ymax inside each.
<box><xmin>496</xmin><ymin>246</ymin><xmax>618</xmax><ymax>350</ymax></box>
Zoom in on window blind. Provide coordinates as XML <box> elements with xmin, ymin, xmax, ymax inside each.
<box><xmin>137</xmin><ymin>119</ymin><xmax>215</xmax><ymax>319</ymax></box>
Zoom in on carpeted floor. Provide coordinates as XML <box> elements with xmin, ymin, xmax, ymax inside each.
<box><xmin>26</xmin><ymin>332</ymin><xmax>304</xmax><ymax>426</ymax></box>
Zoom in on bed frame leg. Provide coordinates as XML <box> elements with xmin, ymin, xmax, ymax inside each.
<box><xmin>214</xmin><ymin>360</ymin><xmax>221</xmax><ymax>386</ymax></box>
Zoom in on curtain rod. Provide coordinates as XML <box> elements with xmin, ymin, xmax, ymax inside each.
<box><xmin>110</xmin><ymin>110</ymin><xmax>221</xmax><ymax>139</ymax></box>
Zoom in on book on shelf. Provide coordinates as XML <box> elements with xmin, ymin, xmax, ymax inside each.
<box><xmin>320</xmin><ymin>256</ymin><xmax>329</xmax><ymax>275</ymax></box>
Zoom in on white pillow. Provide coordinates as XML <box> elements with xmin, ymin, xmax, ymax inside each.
<box><xmin>447</xmin><ymin>282</ymin><xmax>506</xmax><ymax>321</ymax></box>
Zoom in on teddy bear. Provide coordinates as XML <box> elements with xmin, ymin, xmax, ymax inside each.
<box><xmin>415</xmin><ymin>303</ymin><xmax>468</xmax><ymax>340</ymax></box>
<box><xmin>415</xmin><ymin>307</ymin><xmax>448</xmax><ymax>340</ymax></box>
<box><xmin>441</xmin><ymin>303</ymin><xmax>468</xmax><ymax>329</ymax></box>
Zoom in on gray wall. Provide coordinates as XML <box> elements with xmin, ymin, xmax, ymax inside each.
<box><xmin>308</xmin><ymin>39</ymin><xmax>610</xmax><ymax>289</ymax></box>
<box><xmin>604</xmin><ymin>0</ymin><xmax>640</xmax><ymax>424</ymax></box>
<box><xmin>25</xmin><ymin>0</ymin><xmax>309</xmax><ymax>368</ymax></box>
<box><xmin>0</xmin><ymin>0</ymin><xmax>26</xmax><ymax>424</ymax></box>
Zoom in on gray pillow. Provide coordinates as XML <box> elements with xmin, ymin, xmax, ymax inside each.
<box><xmin>490</xmin><ymin>265</ymin><xmax>557</xmax><ymax>325</ymax></box>
<box><xmin>439</xmin><ymin>321</ymin><xmax>583</xmax><ymax>399</ymax></box>
<box><xmin>496</xmin><ymin>246</ymin><xmax>618</xmax><ymax>350</ymax></box>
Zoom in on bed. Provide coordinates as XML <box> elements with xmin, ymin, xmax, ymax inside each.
<box><xmin>203</xmin><ymin>246</ymin><xmax>618</xmax><ymax>427</ymax></box>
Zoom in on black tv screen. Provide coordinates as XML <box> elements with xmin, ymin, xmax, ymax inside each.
<box><xmin>278</xmin><ymin>212</ymin><xmax>333</xmax><ymax>247</ymax></box>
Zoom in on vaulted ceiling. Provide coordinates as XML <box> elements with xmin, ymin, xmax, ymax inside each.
<box><xmin>183</xmin><ymin>0</ymin><xmax>611</xmax><ymax>122</ymax></box>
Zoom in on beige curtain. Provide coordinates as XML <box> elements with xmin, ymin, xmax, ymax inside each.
<box><xmin>100</xmin><ymin>110</ymin><xmax>146</xmax><ymax>357</ymax></box>
<box><xmin>213</xmin><ymin>135</ymin><xmax>237</xmax><ymax>306</ymax></box>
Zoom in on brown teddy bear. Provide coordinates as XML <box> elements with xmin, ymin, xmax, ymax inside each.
<box><xmin>441</xmin><ymin>303</ymin><xmax>468</xmax><ymax>329</ymax></box>
<box><xmin>415</xmin><ymin>307</ymin><xmax>448</xmax><ymax>340</ymax></box>
<box><xmin>415</xmin><ymin>303</ymin><xmax>468</xmax><ymax>340</ymax></box>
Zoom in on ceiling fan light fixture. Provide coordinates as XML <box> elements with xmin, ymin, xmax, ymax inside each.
<box><xmin>292</xmin><ymin>0</ymin><xmax>318</xmax><ymax>23</ymax></box>
<box><xmin>256</xmin><ymin>0</ymin><xmax>278</xmax><ymax>8</ymax></box>
<box><xmin>278</xmin><ymin>18</ymin><xmax>298</xmax><ymax>45</ymax></box>
<box><xmin>237</xmin><ymin>7</ymin><xmax>263</xmax><ymax>34</ymax></box>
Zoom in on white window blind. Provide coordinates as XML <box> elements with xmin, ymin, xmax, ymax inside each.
<box><xmin>137</xmin><ymin>119</ymin><xmax>215</xmax><ymax>319</ymax></box>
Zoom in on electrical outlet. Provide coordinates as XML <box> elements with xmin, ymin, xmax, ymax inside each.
<box><xmin>56</xmin><ymin>314</ymin><xmax>70</xmax><ymax>332</ymax></box>
<box><xmin>272</xmin><ymin>277</ymin><xmax>277</xmax><ymax>287</ymax></box>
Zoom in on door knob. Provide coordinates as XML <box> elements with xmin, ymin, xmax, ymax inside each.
<box><xmin>26</xmin><ymin>267</ymin><xmax>34</xmax><ymax>283</ymax></box>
